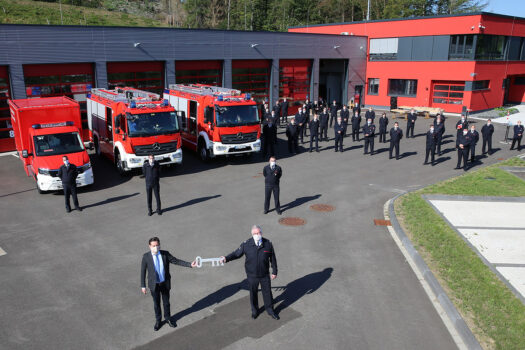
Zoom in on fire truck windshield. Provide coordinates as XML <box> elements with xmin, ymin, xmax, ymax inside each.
<box><xmin>126</xmin><ymin>112</ymin><xmax>179</xmax><ymax>137</ymax></box>
<box><xmin>33</xmin><ymin>132</ymin><xmax>85</xmax><ymax>156</ymax></box>
<box><xmin>215</xmin><ymin>105</ymin><xmax>259</xmax><ymax>127</ymax></box>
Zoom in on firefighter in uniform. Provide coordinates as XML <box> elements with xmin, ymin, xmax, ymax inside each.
<box><xmin>510</xmin><ymin>120</ymin><xmax>524</xmax><ymax>151</ymax></box>
<box><xmin>295</xmin><ymin>107</ymin><xmax>306</xmax><ymax>144</ymax></box>
<box><xmin>468</xmin><ymin>124</ymin><xmax>479</xmax><ymax>162</ymax></box>
<box><xmin>351</xmin><ymin>109</ymin><xmax>361</xmax><ymax>142</ymax></box>
<box><xmin>280</xmin><ymin>98</ymin><xmax>288</xmax><ymax>124</ymax></box>
<box><xmin>340</xmin><ymin>105</ymin><xmax>350</xmax><ymax>137</ymax></box>
<box><xmin>319</xmin><ymin>107</ymin><xmax>329</xmax><ymax>141</ymax></box>
<box><xmin>378</xmin><ymin>112</ymin><xmax>389</xmax><ymax>143</ymax></box>
<box><xmin>433</xmin><ymin>115</ymin><xmax>445</xmax><ymax>155</ymax></box>
<box><xmin>365</xmin><ymin>107</ymin><xmax>376</xmax><ymax>123</ymax></box>
<box><xmin>455</xmin><ymin>128</ymin><xmax>472</xmax><ymax>171</ymax></box>
<box><xmin>362</xmin><ymin>118</ymin><xmax>376</xmax><ymax>155</ymax></box>
<box><xmin>58</xmin><ymin>155</ymin><xmax>81</xmax><ymax>213</ymax></box>
<box><xmin>424</xmin><ymin>124</ymin><xmax>438</xmax><ymax>166</ymax></box>
<box><xmin>309</xmin><ymin>114</ymin><xmax>320</xmax><ymax>152</ymax></box>
<box><xmin>272</xmin><ymin>101</ymin><xmax>281</xmax><ymax>128</ymax></box>
<box><xmin>286</xmin><ymin>118</ymin><xmax>299</xmax><ymax>154</ymax></box>
<box><xmin>389</xmin><ymin>122</ymin><xmax>403</xmax><ymax>160</ymax></box>
<box><xmin>220</xmin><ymin>225</ymin><xmax>279</xmax><ymax>320</ymax></box>
<box><xmin>406</xmin><ymin>108</ymin><xmax>417</xmax><ymax>138</ymax></box>
<box><xmin>263</xmin><ymin>157</ymin><xmax>281</xmax><ymax>215</ymax></box>
<box><xmin>334</xmin><ymin>116</ymin><xmax>344</xmax><ymax>152</ymax></box>
<box><xmin>481</xmin><ymin>119</ymin><xmax>494</xmax><ymax>155</ymax></box>
<box><xmin>329</xmin><ymin>100</ymin><xmax>339</xmax><ymax>127</ymax></box>
<box><xmin>456</xmin><ymin>115</ymin><xmax>469</xmax><ymax>138</ymax></box>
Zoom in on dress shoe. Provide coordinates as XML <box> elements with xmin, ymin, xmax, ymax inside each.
<box><xmin>251</xmin><ymin>312</ymin><xmax>258</xmax><ymax>319</ymax></box>
<box><xmin>276</xmin><ymin>210</ymin><xmax>282</xmax><ymax>215</ymax></box>
<box><xmin>66</xmin><ymin>208</ymin><xmax>71</xmax><ymax>213</ymax></box>
<box><xmin>157</xmin><ymin>209</ymin><xmax>162</xmax><ymax>216</ymax></box>
<box><xmin>268</xmin><ymin>312</ymin><xmax>280</xmax><ymax>320</ymax></box>
<box><xmin>166</xmin><ymin>319</ymin><xmax>176</xmax><ymax>328</ymax></box>
<box><xmin>154</xmin><ymin>321</ymin><xmax>161</xmax><ymax>331</ymax></box>
<box><xmin>148</xmin><ymin>211</ymin><xmax>153</xmax><ymax>216</ymax></box>
<box><xmin>454</xmin><ymin>167</ymin><xmax>461</xmax><ymax>170</ymax></box>
<box><xmin>423</xmin><ymin>162</ymin><xmax>428</xmax><ymax>165</ymax></box>
<box><xmin>75</xmin><ymin>206</ymin><xmax>82</xmax><ymax>212</ymax></box>
<box><xmin>263</xmin><ymin>210</ymin><xmax>268</xmax><ymax>215</ymax></box>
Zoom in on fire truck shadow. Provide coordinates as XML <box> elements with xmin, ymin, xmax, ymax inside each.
<box><xmin>162</xmin><ymin>194</ymin><xmax>222</xmax><ymax>213</ymax></box>
<box><xmin>279</xmin><ymin>194</ymin><xmax>321</xmax><ymax>213</ymax></box>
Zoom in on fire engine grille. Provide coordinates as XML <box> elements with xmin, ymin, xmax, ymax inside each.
<box><xmin>47</xmin><ymin>166</ymin><xmax>86</xmax><ymax>177</ymax></box>
<box><xmin>134</xmin><ymin>141</ymin><xmax>178</xmax><ymax>156</ymax></box>
<box><xmin>220</xmin><ymin>132</ymin><xmax>257</xmax><ymax>144</ymax></box>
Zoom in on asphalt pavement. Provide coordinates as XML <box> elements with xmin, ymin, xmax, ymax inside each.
<box><xmin>0</xmin><ymin>114</ymin><xmax>520</xmax><ymax>350</ymax></box>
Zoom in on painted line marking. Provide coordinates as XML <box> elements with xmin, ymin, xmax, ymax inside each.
<box><xmin>0</xmin><ymin>246</ymin><xmax>6</xmax><ymax>256</ymax></box>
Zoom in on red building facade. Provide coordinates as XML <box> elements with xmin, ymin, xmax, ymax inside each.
<box><xmin>290</xmin><ymin>12</ymin><xmax>525</xmax><ymax>113</ymax></box>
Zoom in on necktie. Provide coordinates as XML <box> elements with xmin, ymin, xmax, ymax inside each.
<box><xmin>154</xmin><ymin>254</ymin><xmax>161</xmax><ymax>282</ymax></box>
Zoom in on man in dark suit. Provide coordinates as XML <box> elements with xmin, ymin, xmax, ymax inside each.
<box><xmin>365</xmin><ymin>107</ymin><xmax>376</xmax><ymax>123</ymax></box>
<box><xmin>141</xmin><ymin>237</ymin><xmax>196</xmax><ymax>331</ymax></box>
<box><xmin>295</xmin><ymin>107</ymin><xmax>306</xmax><ymax>144</ymax></box>
<box><xmin>389</xmin><ymin>122</ymin><xmax>403</xmax><ymax>160</ymax></box>
<box><xmin>424</xmin><ymin>124</ymin><xmax>438</xmax><ymax>166</ymax></box>
<box><xmin>263</xmin><ymin>156</ymin><xmax>282</xmax><ymax>215</ymax></box>
<box><xmin>319</xmin><ymin>107</ymin><xmax>329</xmax><ymax>141</ymax></box>
<box><xmin>433</xmin><ymin>116</ymin><xmax>445</xmax><ymax>155</ymax></box>
<box><xmin>334</xmin><ymin>116</ymin><xmax>344</xmax><ymax>152</ymax></box>
<box><xmin>456</xmin><ymin>115</ymin><xmax>469</xmax><ymax>139</ymax></box>
<box><xmin>406</xmin><ymin>108</ymin><xmax>417</xmax><ymax>138</ymax></box>
<box><xmin>481</xmin><ymin>119</ymin><xmax>494</xmax><ymax>155</ymax></box>
<box><xmin>280</xmin><ymin>98</ymin><xmax>288</xmax><ymax>124</ymax></box>
<box><xmin>363</xmin><ymin>118</ymin><xmax>376</xmax><ymax>155</ymax></box>
<box><xmin>340</xmin><ymin>105</ymin><xmax>350</xmax><ymax>136</ymax></box>
<box><xmin>329</xmin><ymin>100</ymin><xmax>339</xmax><ymax>127</ymax></box>
<box><xmin>351</xmin><ymin>110</ymin><xmax>361</xmax><ymax>142</ymax></box>
<box><xmin>57</xmin><ymin>155</ymin><xmax>81</xmax><ymax>213</ymax></box>
<box><xmin>220</xmin><ymin>225</ymin><xmax>279</xmax><ymax>320</ymax></box>
<box><xmin>468</xmin><ymin>124</ymin><xmax>479</xmax><ymax>162</ymax></box>
<box><xmin>272</xmin><ymin>101</ymin><xmax>281</xmax><ymax>128</ymax></box>
<box><xmin>378</xmin><ymin>112</ymin><xmax>389</xmax><ymax>143</ymax></box>
<box><xmin>309</xmin><ymin>114</ymin><xmax>320</xmax><ymax>153</ymax></box>
<box><xmin>285</xmin><ymin>118</ymin><xmax>299</xmax><ymax>154</ymax></box>
<box><xmin>510</xmin><ymin>120</ymin><xmax>524</xmax><ymax>151</ymax></box>
<box><xmin>143</xmin><ymin>154</ymin><xmax>162</xmax><ymax>216</ymax></box>
<box><xmin>262</xmin><ymin>113</ymin><xmax>276</xmax><ymax>158</ymax></box>
<box><xmin>455</xmin><ymin>128</ymin><xmax>472</xmax><ymax>171</ymax></box>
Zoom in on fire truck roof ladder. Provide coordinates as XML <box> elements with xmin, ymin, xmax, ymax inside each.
<box><xmin>90</xmin><ymin>88</ymin><xmax>160</xmax><ymax>103</ymax></box>
<box><xmin>168</xmin><ymin>84</ymin><xmax>241</xmax><ymax>97</ymax></box>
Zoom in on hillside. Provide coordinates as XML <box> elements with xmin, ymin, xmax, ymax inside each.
<box><xmin>0</xmin><ymin>0</ymin><xmax>168</xmax><ymax>27</ymax></box>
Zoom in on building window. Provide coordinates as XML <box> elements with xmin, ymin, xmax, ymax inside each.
<box><xmin>472</xmin><ymin>80</ymin><xmax>490</xmax><ymax>91</ymax></box>
<box><xmin>513</xmin><ymin>76</ymin><xmax>525</xmax><ymax>85</ymax></box>
<box><xmin>107</xmin><ymin>61</ymin><xmax>164</xmax><ymax>94</ymax></box>
<box><xmin>279</xmin><ymin>59</ymin><xmax>312</xmax><ymax>115</ymax></box>
<box><xmin>176</xmin><ymin>60</ymin><xmax>222</xmax><ymax>86</ymax></box>
<box><xmin>475</xmin><ymin>35</ymin><xmax>507</xmax><ymax>60</ymax></box>
<box><xmin>368</xmin><ymin>78</ymin><xmax>379</xmax><ymax>95</ymax></box>
<box><xmin>432</xmin><ymin>81</ymin><xmax>465</xmax><ymax>105</ymax></box>
<box><xmin>449</xmin><ymin>35</ymin><xmax>474</xmax><ymax>60</ymax></box>
<box><xmin>369</xmin><ymin>38</ymin><xmax>398</xmax><ymax>61</ymax></box>
<box><xmin>232</xmin><ymin>60</ymin><xmax>270</xmax><ymax>102</ymax></box>
<box><xmin>388</xmin><ymin>79</ymin><xmax>417</xmax><ymax>97</ymax></box>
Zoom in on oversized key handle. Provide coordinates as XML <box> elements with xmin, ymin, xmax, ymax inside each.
<box><xmin>195</xmin><ymin>256</ymin><xmax>224</xmax><ymax>268</ymax></box>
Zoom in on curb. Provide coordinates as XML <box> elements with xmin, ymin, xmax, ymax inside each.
<box><xmin>384</xmin><ymin>195</ymin><xmax>482</xmax><ymax>350</ymax></box>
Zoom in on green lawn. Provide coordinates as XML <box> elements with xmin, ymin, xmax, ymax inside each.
<box><xmin>395</xmin><ymin>156</ymin><xmax>525</xmax><ymax>350</ymax></box>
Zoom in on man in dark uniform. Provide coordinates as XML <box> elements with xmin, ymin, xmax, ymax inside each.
<box><xmin>334</xmin><ymin>116</ymin><xmax>344</xmax><ymax>152</ymax></box>
<box><xmin>263</xmin><ymin>156</ymin><xmax>282</xmax><ymax>215</ymax></box>
<box><xmin>270</xmin><ymin>110</ymin><xmax>278</xmax><ymax>144</ymax></box>
<box><xmin>143</xmin><ymin>154</ymin><xmax>162</xmax><ymax>216</ymax></box>
<box><xmin>456</xmin><ymin>114</ymin><xmax>468</xmax><ymax>138</ymax></box>
<box><xmin>295</xmin><ymin>107</ymin><xmax>306</xmax><ymax>144</ymax></box>
<box><xmin>363</xmin><ymin>118</ymin><xmax>376</xmax><ymax>155</ymax></box>
<box><xmin>319</xmin><ymin>107</ymin><xmax>330</xmax><ymax>141</ymax></box>
<box><xmin>286</xmin><ymin>117</ymin><xmax>299</xmax><ymax>154</ymax></box>
<box><xmin>329</xmin><ymin>100</ymin><xmax>339</xmax><ymax>127</ymax></box>
<box><xmin>262</xmin><ymin>113</ymin><xmax>275</xmax><ymax>158</ymax></box>
<box><xmin>433</xmin><ymin>115</ymin><xmax>445</xmax><ymax>155</ymax></box>
<box><xmin>141</xmin><ymin>237</ymin><xmax>196</xmax><ymax>331</ymax></box>
<box><xmin>378</xmin><ymin>112</ymin><xmax>389</xmax><ymax>143</ymax></box>
<box><xmin>455</xmin><ymin>128</ymin><xmax>472</xmax><ymax>171</ymax></box>
<box><xmin>303</xmin><ymin>103</ymin><xmax>310</xmax><ymax>139</ymax></box>
<box><xmin>57</xmin><ymin>155</ymin><xmax>81</xmax><ymax>213</ymax></box>
<box><xmin>312</xmin><ymin>101</ymin><xmax>320</xmax><ymax>116</ymax></box>
<box><xmin>351</xmin><ymin>109</ymin><xmax>361</xmax><ymax>142</ymax></box>
<box><xmin>272</xmin><ymin>101</ymin><xmax>281</xmax><ymax>128</ymax></box>
<box><xmin>510</xmin><ymin>120</ymin><xmax>524</xmax><ymax>151</ymax></box>
<box><xmin>424</xmin><ymin>124</ymin><xmax>438</xmax><ymax>166</ymax></box>
<box><xmin>280</xmin><ymin>98</ymin><xmax>288</xmax><ymax>124</ymax></box>
<box><xmin>389</xmin><ymin>122</ymin><xmax>403</xmax><ymax>160</ymax></box>
<box><xmin>352</xmin><ymin>103</ymin><xmax>361</xmax><ymax>117</ymax></box>
<box><xmin>468</xmin><ymin>124</ymin><xmax>479</xmax><ymax>162</ymax></box>
<box><xmin>406</xmin><ymin>108</ymin><xmax>417</xmax><ymax>138</ymax></box>
<box><xmin>481</xmin><ymin>119</ymin><xmax>494</xmax><ymax>155</ymax></box>
<box><xmin>340</xmin><ymin>105</ymin><xmax>350</xmax><ymax>136</ymax></box>
<box><xmin>309</xmin><ymin>114</ymin><xmax>320</xmax><ymax>152</ymax></box>
<box><xmin>365</xmin><ymin>107</ymin><xmax>376</xmax><ymax>123</ymax></box>
<box><xmin>220</xmin><ymin>225</ymin><xmax>279</xmax><ymax>320</ymax></box>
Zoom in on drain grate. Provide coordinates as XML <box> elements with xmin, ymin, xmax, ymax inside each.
<box><xmin>374</xmin><ymin>219</ymin><xmax>391</xmax><ymax>226</ymax></box>
<box><xmin>279</xmin><ymin>217</ymin><xmax>306</xmax><ymax>226</ymax></box>
<box><xmin>310</xmin><ymin>204</ymin><xmax>335</xmax><ymax>212</ymax></box>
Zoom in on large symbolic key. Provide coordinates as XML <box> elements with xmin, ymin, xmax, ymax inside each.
<box><xmin>195</xmin><ymin>256</ymin><xmax>224</xmax><ymax>268</ymax></box>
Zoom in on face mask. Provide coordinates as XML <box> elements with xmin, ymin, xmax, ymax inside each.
<box><xmin>150</xmin><ymin>246</ymin><xmax>159</xmax><ymax>254</ymax></box>
<box><xmin>270</xmin><ymin>161</ymin><xmax>276</xmax><ymax>168</ymax></box>
<box><xmin>463</xmin><ymin>131</ymin><xmax>468</xmax><ymax>136</ymax></box>
<box><xmin>461</xmin><ymin>118</ymin><xmax>465</xmax><ymax>122</ymax></box>
<box><xmin>64</xmin><ymin>160</ymin><xmax>69</xmax><ymax>166</ymax></box>
<box><xmin>471</xmin><ymin>129</ymin><xmax>475</xmax><ymax>132</ymax></box>
<box><xmin>394</xmin><ymin>126</ymin><xmax>398</xmax><ymax>129</ymax></box>
<box><xmin>253</xmin><ymin>234</ymin><xmax>262</xmax><ymax>244</ymax></box>
<box><xmin>430</xmin><ymin>128</ymin><xmax>434</xmax><ymax>133</ymax></box>
<box><xmin>487</xmin><ymin>122</ymin><xmax>491</xmax><ymax>126</ymax></box>
<box><xmin>367</xmin><ymin>121</ymin><xmax>371</xmax><ymax>125</ymax></box>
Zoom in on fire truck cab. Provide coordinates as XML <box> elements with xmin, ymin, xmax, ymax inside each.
<box><xmin>87</xmin><ymin>87</ymin><xmax>183</xmax><ymax>174</ymax></box>
<box><xmin>164</xmin><ymin>84</ymin><xmax>261</xmax><ymax>161</ymax></box>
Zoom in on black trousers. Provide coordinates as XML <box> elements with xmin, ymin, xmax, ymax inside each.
<box><xmin>378</xmin><ymin>129</ymin><xmax>387</xmax><ymax>143</ymax></box>
<box><xmin>335</xmin><ymin>133</ymin><xmax>343</xmax><ymax>152</ymax></box>
<box><xmin>264</xmin><ymin>185</ymin><xmax>280</xmax><ymax>212</ymax></box>
<box><xmin>63</xmin><ymin>184</ymin><xmax>79</xmax><ymax>210</ymax></box>
<box><xmin>320</xmin><ymin>125</ymin><xmax>328</xmax><ymax>140</ymax></box>
<box><xmin>310</xmin><ymin>133</ymin><xmax>319</xmax><ymax>151</ymax></box>
<box><xmin>287</xmin><ymin>136</ymin><xmax>299</xmax><ymax>154</ymax></box>
<box><xmin>247</xmin><ymin>275</ymin><xmax>274</xmax><ymax>314</ymax></box>
<box><xmin>281</xmin><ymin>113</ymin><xmax>287</xmax><ymax>124</ymax></box>
<box><xmin>364</xmin><ymin>137</ymin><xmax>374</xmax><ymax>154</ymax></box>
<box><xmin>329</xmin><ymin>115</ymin><xmax>335</xmax><ymax>127</ymax></box>
<box><xmin>470</xmin><ymin>143</ymin><xmax>477</xmax><ymax>161</ymax></box>
<box><xmin>342</xmin><ymin>123</ymin><xmax>348</xmax><ymax>136</ymax></box>
<box><xmin>510</xmin><ymin>137</ymin><xmax>522</xmax><ymax>151</ymax></box>
<box><xmin>425</xmin><ymin>145</ymin><xmax>436</xmax><ymax>164</ymax></box>
<box><xmin>298</xmin><ymin>125</ymin><xmax>305</xmax><ymax>143</ymax></box>
<box><xmin>146</xmin><ymin>183</ymin><xmax>161</xmax><ymax>212</ymax></box>
<box><xmin>151</xmin><ymin>282</ymin><xmax>170</xmax><ymax>322</ymax></box>
<box><xmin>406</xmin><ymin>122</ymin><xmax>415</xmax><ymax>138</ymax></box>
<box><xmin>351</xmin><ymin>126</ymin><xmax>359</xmax><ymax>141</ymax></box>
<box><xmin>436</xmin><ymin>133</ymin><xmax>443</xmax><ymax>154</ymax></box>
<box><xmin>389</xmin><ymin>141</ymin><xmax>400</xmax><ymax>159</ymax></box>
<box><xmin>302</xmin><ymin>120</ymin><xmax>309</xmax><ymax>138</ymax></box>
<box><xmin>263</xmin><ymin>134</ymin><xmax>275</xmax><ymax>157</ymax></box>
<box><xmin>456</xmin><ymin>148</ymin><xmax>469</xmax><ymax>169</ymax></box>
<box><xmin>482</xmin><ymin>136</ymin><xmax>492</xmax><ymax>154</ymax></box>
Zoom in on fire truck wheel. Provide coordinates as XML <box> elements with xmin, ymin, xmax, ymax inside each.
<box><xmin>115</xmin><ymin>151</ymin><xmax>126</xmax><ymax>176</ymax></box>
<box><xmin>198</xmin><ymin>141</ymin><xmax>210</xmax><ymax>162</ymax></box>
<box><xmin>36</xmin><ymin>181</ymin><xmax>44</xmax><ymax>194</ymax></box>
<box><xmin>94</xmin><ymin>137</ymin><xmax>101</xmax><ymax>157</ymax></box>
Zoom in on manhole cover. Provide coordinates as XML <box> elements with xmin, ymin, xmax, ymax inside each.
<box><xmin>374</xmin><ymin>219</ymin><xmax>391</xmax><ymax>226</ymax></box>
<box><xmin>279</xmin><ymin>217</ymin><xmax>306</xmax><ymax>226</ymax></box>
<box><xmin>310</xmin><ymin>204</ymin><xmax>336</xmax><ymax>212</ymax></box>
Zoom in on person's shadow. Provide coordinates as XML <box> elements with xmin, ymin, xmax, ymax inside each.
<box><xmin>279</xmin><ymin>194</ymin><xmax>321</xmax><ymax>212</ymax></box>
<box><xmin>273</xmin><ymin>267</ymin><xmax>333</xmax><ymax>314</ymax></box>
<box><xmin>162</xmin><ymin>195</ymin><xmax>222</xmax><ymax>213</ymax></box>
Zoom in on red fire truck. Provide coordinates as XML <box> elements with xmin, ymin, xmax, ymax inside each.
<box><xmin>87</xmin><ymin>87</ymin><xmax>182</xmax><ymax>174</ymax></box>
<box><xmin>163</xmin><ymin>84</ymin><xmax>261</xmax><ymax>161</ymax></box>
<box><xmin>9</xmin><ymin>96</ymin><xmax>94</xmax><ymax>193</ymax></box>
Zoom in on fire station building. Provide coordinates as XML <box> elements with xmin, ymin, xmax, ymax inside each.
<box><xmin>290</xmin><ymin>12</ymin><xmax>525</xmax><ymax>114</ymax></box>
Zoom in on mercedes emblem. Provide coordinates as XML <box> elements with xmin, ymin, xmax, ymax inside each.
<box><xmin>152</xmin><ymin>142</ymin><xmax>161</xmax><ymax>151</ymax></box>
